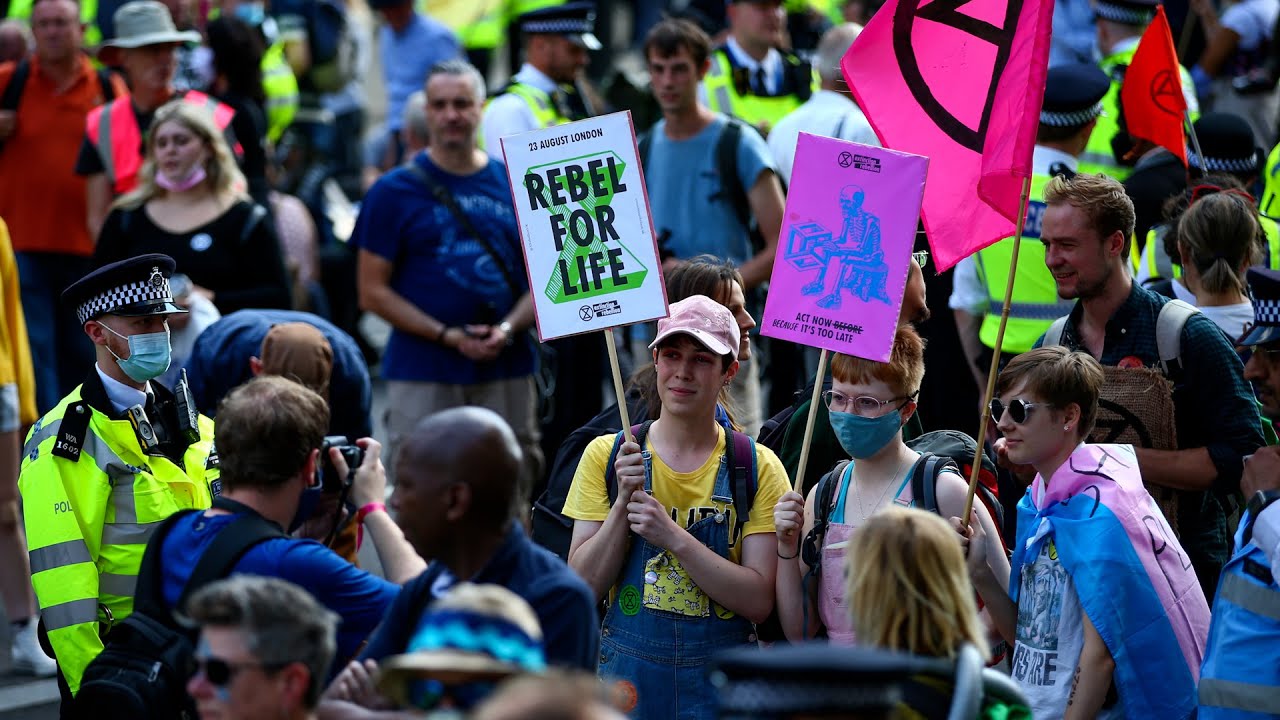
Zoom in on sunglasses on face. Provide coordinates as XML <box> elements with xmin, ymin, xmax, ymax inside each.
<box><xmin>192</xmin><ymin>655</ymin><xmax>283</xmax><ymax>688</ymax></box>
<box><xmin>989</xmin><ymin>398</ymin><xmax>1049</xmax><ymax>425</ymax></box>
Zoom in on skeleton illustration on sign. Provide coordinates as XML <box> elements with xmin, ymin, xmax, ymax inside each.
<box><xmin>786</xmin><ymin>185</ymin><xmax>890</xmax><ymax>309</ymax></box>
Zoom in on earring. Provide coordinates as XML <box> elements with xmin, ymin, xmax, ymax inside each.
<box><xmin>1064</xmin><ymin>425</ymin><xmax>1071</xmax><ymax>431</ymax></box>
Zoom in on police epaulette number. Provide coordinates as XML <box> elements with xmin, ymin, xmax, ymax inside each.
<box><xmin>52</xmin><ymin>402</ymin><xmax>90</xmax><ymax>461</ymax></box>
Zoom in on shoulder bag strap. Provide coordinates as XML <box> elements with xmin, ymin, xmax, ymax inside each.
<box><xmin>402</xmin><ymin>160</ymin><xmax>523</xmax><ymax>299</ymax></box>
<box><xmin>175</xmin><ymin>509</ymin><xmax>286</xmax><ymax>613</ymax></box>
<box><xmin>0</xmin><ymin>58</ymin><xmax>31</xmax><ymax>153</ymax></box>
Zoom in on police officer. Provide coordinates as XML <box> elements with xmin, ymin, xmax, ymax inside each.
<box><xmin>703</xmin><ymin>0</ymin><xmax>817</xmax><ymax>137</ymax></box>
<box><xmin>950</xmin><ymin>63</ymin><xmax>1109</xmax><ymax>390</ymax></box>
<box><xmin>1199</xmin><ymin>266</ymin><xmax>1280</xmax><ymax>718</ymax></box>
<box><xmin>1130</xmin><ymin>112</ymin><xmax>1280</xmax><ymax>287</ymax></box>
<box><xmin>1083</xmin><ymin>0</ymin><xmax>1198</xmax><ymax>180</ymax></box>
<box><xmin>19</xmin><ymin>253</ymin><xmax>218</xmax><ymax>707</ymax></box>
<box><xmin>479</xmin><ymin>1</ymin><xmax>598</xmax><ymax>156</ymax></box>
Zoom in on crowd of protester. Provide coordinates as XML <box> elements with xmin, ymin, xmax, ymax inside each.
<box><xmin>2</xmin><ymin>0</ymin><xmax>1280</xmax><ymax>718</ymax></box>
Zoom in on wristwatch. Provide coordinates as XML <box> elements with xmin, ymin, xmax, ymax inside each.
<box><xmin>498</xmin><ymin>321</ymin><xmax>515</xmax><ymax>346</ymax></box>
<box><xmin>1248</xmin><ymin>489</ymin><xmax>1280</xmax><ymax>519</ymax></box>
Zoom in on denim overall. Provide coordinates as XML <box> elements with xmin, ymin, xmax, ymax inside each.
<box><xmin>598</xmin><ymin>447</ymin><xmax>756</xmax><ymax>719</ymax></box>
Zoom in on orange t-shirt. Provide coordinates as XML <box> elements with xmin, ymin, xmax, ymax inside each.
<box><xmin>0</xmin><ymin>56</ymin><xmax>127</xmax><ymax>256</ymax></box>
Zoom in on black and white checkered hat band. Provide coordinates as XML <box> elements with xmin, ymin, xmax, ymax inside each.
<box><xmin>1094</xmin><ymin>3</ymin><xmax>1155</xmax><ymax>24</ymax></box>
<box><xmin>1188</xmin><ymin>151</ymin><xmax>1258</xmax><ymax>173</ymax></box>
<box><xmin>76</xmin><ymin>277</ymin><xmax>174</xmax><ymax>324</ymax></box>
<box><xmin>523</xmin><ymin>19</ymin><xmax>592</xmax><ymax>34</ymax></box>
<box><xmin>1256</xmin><ymin>297</ymin><xmax>1280</xmax><ymax>325</ymax></box>
<box><xmin>1041</xmin><ymin>102</ymin><xmax>1104</xmax><ymax>128</ymax></box>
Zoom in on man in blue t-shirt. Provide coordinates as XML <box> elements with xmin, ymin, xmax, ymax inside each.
<box><xmin>158</xmin><ymin>376</ymin><xmax>425</xmax><ymax>666</ymax></box>
<box><xmin>318</xmin><ymin>407</ymin><xmax>598</xmax><ymax>718</ymax></box>
<box><xmin>352</xmin><ymin>59</ymin><xmax>542</xmax><ymax>499</ymax></box>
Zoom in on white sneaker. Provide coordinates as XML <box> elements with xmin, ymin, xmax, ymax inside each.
<box><xmin>11</xmin><ymin>618</ymin><xmax>57</xmax><ymax>677</ymax></box>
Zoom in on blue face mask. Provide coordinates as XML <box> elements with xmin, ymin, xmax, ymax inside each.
<box><xmin>830</xmin><ymin>409</ymin><xmax>904</xmax><ymax>459</ymax></box>
<box><xmin>289</xmin><ymin>475</ymin><xmax>324</xmax><ymax>533</ymax></box>
<box><xmin>100</xmin><ymin>323</ymin><xmax>172</xmax><ymax>383</ymax></box>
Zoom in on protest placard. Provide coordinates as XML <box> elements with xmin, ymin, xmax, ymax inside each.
<box><xmin>501</xmin><ymin>111</ymin><xmax>668</xmax><ymax>342</ymax></box>
<box><xmin>761</xmin><ymin>133</ymin><xmax>927</xmax><ymax>363</ymax></box>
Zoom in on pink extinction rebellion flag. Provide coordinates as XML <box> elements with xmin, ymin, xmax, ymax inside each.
<box><xmin>842</xmin><ymin>0</ymin><xmax>1054</xmax><ymax>271</ymax></box>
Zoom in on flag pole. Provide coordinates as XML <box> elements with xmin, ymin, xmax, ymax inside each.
<box><xmin>793</xmin><ymin>348</ymin><xmax>829</xmax><ymax>493</ymax></box>
<box><xmin>963</xmin><ymin>175</ymin><xmax>1034</xmax><ymax>525</ymax></box>
<box><xmin>1185</xmin><ymin>110</ymin><xmax>1205</xmax><ymax>172</ymax></box>
<box><xmin>605</xmin><ymin>330</ymin><xmax>635</xmax><ymax>445</ymax></box>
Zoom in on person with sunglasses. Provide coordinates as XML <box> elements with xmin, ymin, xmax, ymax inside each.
<box><xmin>1033</xmin><ymin>171</ymin><xmax>1264</xmax><ymax>604</ymax></box>
<box><xmin>772</xmin><ymin>325</ymin><xmax>1007</xmax><ymax>643</ymax></box>
<box><xmin>185</xmin><ymin>575</ymin><xmax>339</xmax><ymax>720</ymax></box>
<box><xmin>965</xmin><ymin>346</ymin><xmax>1209</xmax><ymax>720</ymax></box>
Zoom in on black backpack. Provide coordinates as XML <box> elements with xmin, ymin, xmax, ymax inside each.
<box><xmin>532</xmin><ymin>416</ymin><xmax>758</xmax><ymax>560</ymax></box>
<box><xmin>74</xmin><ymin>503</ymin><xmax>285</xmax><ymax>719</ymax></box>
<box><xmin>801</xmin><ymin>430</ymin><xmax>1006</xmax><ymax>581</ymax></box>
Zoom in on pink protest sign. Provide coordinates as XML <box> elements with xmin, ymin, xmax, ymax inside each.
<box><xmin>761</xmin><ymin>134</ymin><xmax>927</xmax><ymax>362</ymax></box>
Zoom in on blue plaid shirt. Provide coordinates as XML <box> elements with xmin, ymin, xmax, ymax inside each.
<box><xmin>1036</xmin><ymin>281</ymin><xmax>1264</xmax><ymax>579</ymax></box>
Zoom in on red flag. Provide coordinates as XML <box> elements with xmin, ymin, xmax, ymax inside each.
<box><xmin>1121</xmin><ymin>5</ymin><xmax>1188</xmax><ymax>166</ymax></box>
<box><xmin>841</xmin><ymin>0</ymin><xmax>1054</xmax><ymax>271</ymax></box>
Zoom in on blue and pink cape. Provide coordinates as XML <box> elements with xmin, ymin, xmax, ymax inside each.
<box><xmin>1010</xmin><ymin>443</ymin><xmax>1211</xmax><ymax>719</ymax></box>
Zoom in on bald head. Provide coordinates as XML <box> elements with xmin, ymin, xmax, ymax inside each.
<box><xmin>399</xmin><ymin>407</ymin><xmax>522</xmax><ymax>528</ymax></box>
<box><xmin>815</xmin><ymin>22</ymin><xmax>861</xmax><ymax>85</ymax></box>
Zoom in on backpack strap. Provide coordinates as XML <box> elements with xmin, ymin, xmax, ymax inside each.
<box><xmin>1042</xmin><ymin>316</ymin><xmax>1068</xmax><ymax>347</ymax></box>
<box><xmin>605</xmin><ymin>421</ymin><xmax>653</xmax><ymax>505</ymax></box>
<box><xmin>240</xmin><ymin>203</ymin><xmax>269</xmax><ymax>244</ymax></box>
<box><xmin>910</xmin><ymin>453</ymin><xmax>959</xmax><ymax>516</ymax></box>
<box><xmin>800</xmin><ymin>460</ymin><xmax>849</xmax><ymax>571</ymax></box>
<box><xmin>727</xmin><ymin>430</ymin><xmax>757</xmax><ymax>537</ymax></box>
<box><xmin>1156</xmin><ymin>299</ymin><xmax>1198</xmax><ymax>376</ymax></box>
<box><xmin>715</xmin><ymin>118</ymin><xmax>752</xmax><ymax>232</ymax></box>
<box><xmin>97</xmin><ymin>67</ymin><xmax>116</xmax><ymax>103</ymax></box>
<box><xmin>638</xmin><ymin>130</ymin><xmax>652</xmax><ymax>173</ymax></box>
<box><xmin>133</xmin><ymin>509</ymin><xmax>202</xmax><ymax>618</ymax></box>
<box><xmin>174</xmin><ymin>504</ymin><xmax>287</xmax><ymax>614</ymax></box>
<box><xmin>0</xmin><ymin>59</ymin><xmax>31</xmax><ymax>153</ymax></box>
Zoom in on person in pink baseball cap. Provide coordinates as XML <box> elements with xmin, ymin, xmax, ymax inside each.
<box><xmin>561</xmin><ymin>294</ymin><xmax>790</xmax><ymax>719</ymax></box>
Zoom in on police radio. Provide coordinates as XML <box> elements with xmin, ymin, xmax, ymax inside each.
<box><xmin>173</xmin><ymin>369</ymin><xmax>200</xmax><ymax>445</ymax></box>
<box><xmin>124</xmin><ymin>404</ymin><xmax>160</xmax><ymax>454</ymax></box>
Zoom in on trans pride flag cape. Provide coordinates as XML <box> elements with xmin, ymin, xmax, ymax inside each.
<box><xmin>1010</xmin><ymin>444</ymin><xmax>1210</xmax><ymax>719</ymax></box>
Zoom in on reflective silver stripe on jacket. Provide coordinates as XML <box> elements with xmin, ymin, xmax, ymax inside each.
<box><xmin>29</xmin><ymin>539</ymin><xmax>93</xmax><ymax>574</ymax></box>
<box><xmin>96</xmin><ymin>106</ymin><xmax>115</xmax><ymax>186</ymax></box>
<box><xmin>101</xmin><ymin>520</ymin><xmax>163</xmax><ymax>546</ymax></box>
<box><xmin>1218</xmin><ymin>572</ymin><xmax>1280</xmax><ymax>622</ymax></box>
<box><xmin>41</xmin><ymin>597</ymin><xmax>101</xmax><ymax>631</ymax></box>
<box><xmin>1200</xmin><ymin>678</ymin><xmax>1280</xmax><ymax>714</ymax></box>
<box><xmin>98</xmin><ymin>573</ymin><xmax>137</xmax><ymax>598</ymax></box>
<box><xmin>986</xmin><ymin>300</ymin><xmax>1076</xmax><ymax>321</ymax></box>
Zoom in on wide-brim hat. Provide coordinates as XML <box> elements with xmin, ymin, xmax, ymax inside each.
<box><xmin>375</xmin><ymin>583</ymin><xmax>545</xmax><ymax>709</ymax></box>
<box><xmin>100</xmin><ymin>0</ymin><xmax>201</xmax><ymax>49</ymax></box>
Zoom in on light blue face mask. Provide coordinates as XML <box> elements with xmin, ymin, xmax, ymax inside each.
<box><xmin>830</xmin><ymin>408</ymin><xmax>904</xmax><ymax>459</ymax></box>
<box><xmin>99</xmin><ymin>322</ymin><xmax>172</xmax><ymax>383</ymax></box>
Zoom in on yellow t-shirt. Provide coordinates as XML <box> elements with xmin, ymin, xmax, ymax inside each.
<box><xmin>563</xmin><ymin>427</ymin><xmax>789</xmax><ymax>565</ymax></box>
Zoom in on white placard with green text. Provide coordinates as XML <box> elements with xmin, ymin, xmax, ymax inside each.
<box><xmin>501</xmin><ymin>111</ymin><xmax>668</xmax><ymax>341</ymax></box>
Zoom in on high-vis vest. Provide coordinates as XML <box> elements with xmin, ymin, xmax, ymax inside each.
<box><xmin>84</xmin><ymin>91</ymin><xmax>235</xmax><ymax>196</ymax></box>
<box><xmin>1079</xmin><ymin>48</ymin><xmax>1197</xmax><ymax>181</ymax></box>
<box><xmin>1262</xmin><ymin>142</ymin><xmax>1280</xmax><ymax>217</ymax></box>
<box><xmin>703</xmin><ymin>48</ymin><xmax>815</xmax><ymax>135</ymax></box>
<box><xmin>261</xmin><ymin>42</ymin><xmax>298</xmax><ymax>144</ymax></box>
<box><xmin>7</xmin><ymin>0</ymin><xmax>101</xmax><ymax>51</ymax></box>
<box><xmin>419</xmin><ymin>0</ymin><xmax>504</xmax><ymax>50</ymax></box>
<box><xmin>1131</xmin><ymin>216</ymin><xmax>1280</xmax><ymax>282</ymax></box>
<box><xmin>19</xmin><ymin>376</ymin><xmax>218</xmax><ymax>694</ymax></box>
<box><xmin>1198</xmin><ymin>514</ymin><xmax>1280</xmax><ymax>718</ymax></box>
<box><xmin>973</xmin><ymin>172</ymin><xmax>1075</xmax><ymax>353</ymax></box>
<box><xmin>479</xmin><ymin>81</ymin><xmax>565</xmax><ymax>152</ymax></box>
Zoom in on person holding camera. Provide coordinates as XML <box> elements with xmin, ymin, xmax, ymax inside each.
<box><xmin>155</xmin><ymin>375</ymin><xmax>425</xmax><ymax>668</ymax></box>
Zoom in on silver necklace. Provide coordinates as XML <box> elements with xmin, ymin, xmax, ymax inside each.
<box><xmin>854</xmin><ymin>454</ymin><xmax>912</xmax><ymax>521</ymax></box>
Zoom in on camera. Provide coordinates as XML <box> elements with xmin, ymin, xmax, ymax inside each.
<box><xmin>320</xmin><ymin>436</ymin><xmax>364</xmax><ymax>491</ymax></box>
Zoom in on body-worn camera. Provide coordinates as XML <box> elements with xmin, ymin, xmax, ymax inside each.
<box><xmin>321</xmin><ymin>436</ymin><xmax>364</xmax><ymax>491</ymax></box>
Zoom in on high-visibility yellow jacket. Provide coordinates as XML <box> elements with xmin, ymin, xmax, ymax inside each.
<box><xmin>974</xmin><ymin>172</ymin><xmax>1077</xmax><ymax>353</ymax></box>
<box><xmin>1262</xmin><ymin>142</ymin><xmax>1280</xmax><ymax>217</ymax></box>
<box><xmin>19</xmin><ymin>371</ymin><xmax>218</xmax><ymax>694</ymax></box>
<box><xmin>1131</xmin><ymin>215</ymin><xmax>1280</xmax><ymax>282</ymax></box>
<box><xmin>703</xmin><ymin>47</ymin><xmax>815</xmax><ymax>136</ymax></box>
<box><xmin>261</xmin><ymin>42</ymin><xmax>299</xmax><ymax>145</ymax></box>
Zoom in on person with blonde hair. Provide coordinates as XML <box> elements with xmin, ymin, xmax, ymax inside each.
<box><xmin>772</xmin><ymin>324</ymin><xmax>1007</xmax><ymax>643</ymax></box>
<box><xmin>968</xmin><ymin>346</ymin><xmax>1209</xmax><ymax>719</ymax></box>
<box><xmin>848</xmin><ymin>506</ymin><xmax>988</xmax><ymax>659</ymax></box>
<box><xmin>93</xmin><ymin>99</ymin><xmax>291</xmax><ymax>316</ymax></box>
